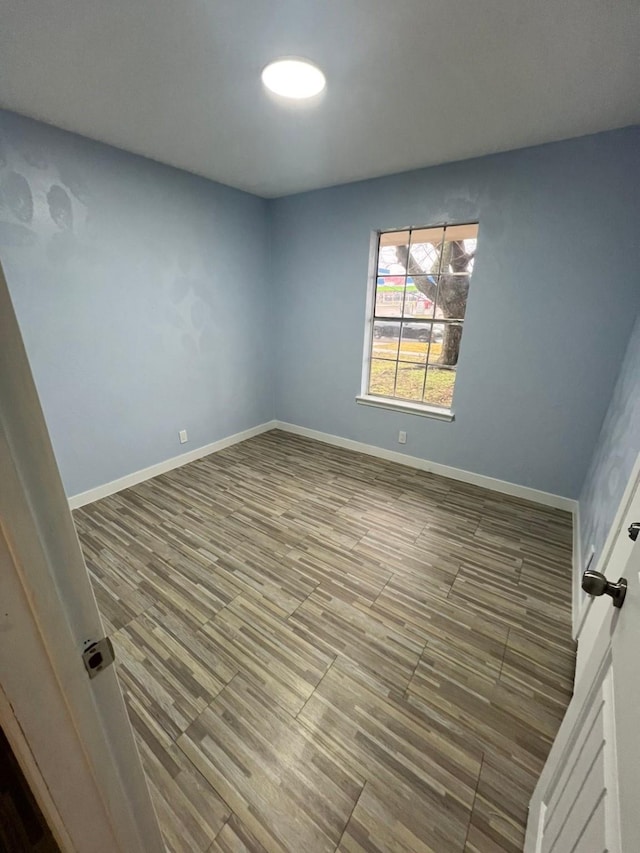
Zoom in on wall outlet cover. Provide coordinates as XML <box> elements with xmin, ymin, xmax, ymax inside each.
<box><xmin>398</xmin><ymin>430</ymin><xmax>407</xmax><ymax>444</ymax></box>
<box><xmin>179</xmin><ymin>429</ymin><xmax>188</xmax><ymax>444</ymax></box>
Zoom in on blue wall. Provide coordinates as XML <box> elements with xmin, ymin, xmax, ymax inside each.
<box><xmin>2</xmin><ymin>109</ymin><xmax>638</xmax><ymax>503</ymax></box>
<box><xmin>0</xmin><ymin>111</ymin><xmax>273</xmax><ymax>497</ymax></box>
<box><xmin>270</xmin><ymin>128</ymin><xmax>640</xmax><ymax>498</ymax></box>
<box><xmin>579</xmin><ymin>315</ymin><xmax>640</xmax><ymax>563</ymax></box>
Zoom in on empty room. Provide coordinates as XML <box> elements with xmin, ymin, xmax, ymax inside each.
<box><xmin>0</xmin><ymin>2</ymin><xmax>639</xmax><ymax>852</ymax></box>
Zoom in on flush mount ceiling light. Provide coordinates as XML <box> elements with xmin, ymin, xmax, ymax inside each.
<box><xmin>261</xmin><ymin>58</ymin><xmax>326</xmax><ymax>100</ymax></box>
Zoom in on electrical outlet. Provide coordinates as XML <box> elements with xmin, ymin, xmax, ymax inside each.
<box><xmin>179</xmin><ymin>429</ymin><xmax>188</xmax><ymax>444</ymax></box>
<box><xmin>398</xmin><ymin>430</ymin><xmax>407</xmax><ymax>444</ymax></box>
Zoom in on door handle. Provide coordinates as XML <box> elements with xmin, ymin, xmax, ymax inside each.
<box><xmin>629</xmin><ymin>522</ymin><xmax>640</xmax><ymax>542</ymax></box>
<box><xmin>582</xmin><ymin>569</ymin><xmax>627</xmax><ymax>608</ymax></box>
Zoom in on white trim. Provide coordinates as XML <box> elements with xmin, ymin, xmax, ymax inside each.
<box><xmin>524</xmin><ymin>626</ymin><xmax>616</xmax><ymax>852</ymax></box>
<box><xmin>574</xmin><ymin>448</ymin><xmax>640</xmax><ymax>642</ymax></box>
<box><xmin>1</xmin><ymin>260</ymin><xmax>163</xmax><ymax>852</ymax></box>
<box><xmin>356</xmin><ymin>394</ymin><xmax>454</xmax><ymax>421</ymax></box>
<box><xmin>0</xmin><ymin>684</ymin><xmax>72</xmax><ymax>852</ymax></box>
<box><xmin>572</xmin><ymin>501</ymin><xmax>583</xmax><ymax>639</ymax></box>
<box><xmin>572</xmin><ymin>543</ymin><xmax>595</xmax><ymax>641</ymax></box>
<box><xmin>275</xmin><ymin>421</ymin><xmax>576</xmax><ymax>511</ymax></box>
<box><xmin>69</xmin><ymin>412</ymin><xmax>576</xmax><ymax>529</ymax></box>
<box><xmin>68</xmin><ymin>420</ymin><xmax>277</xmax><ymax>508</ymax></box>
<box><xmin>359</xmin><ymin>231</ymin><xmax>379</xmax><ymax>396</ymax></box>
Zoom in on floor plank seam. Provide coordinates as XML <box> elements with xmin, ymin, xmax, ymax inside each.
<box><xmin>332</xmin><ymin>779</ymin><xmax>368</xmax><ymax>853</ymax></box>
<box><xmin>462</xmin><ymin>752</ymin><xmax>485</xmax><ymax>851</ymax></box>
<box><xmin>285</xmin><ymin>580</ymin><xmax>322</xmax><ymax>622</ymax></box>
<box><xmin>404</xmin><ymin>636</ymin><xmax>429</xmax><ymax>699</ymax></box>
<box><xmin>173</xmin><ymin>687</ymin><xmax>242</xmax><ymax>821</ymax></box>
<box><xmin>497</xmin><ymin>627</ymin><xmax>511</xmax><ymax>683</ymax></box>
<box><xmin>367</xmin><ymin>573</ymin><xmax>395</xmax><ymax>610</ymax></box>
<box><xmin>294</xmin><ymin>654</ymin><xmax>339</xmax><ymax>720</ymax></box>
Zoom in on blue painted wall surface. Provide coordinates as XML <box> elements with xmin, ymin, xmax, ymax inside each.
<box><xmin>2</xmin><ymin>110</ymin><xmax>638</xmax><ymax>503</ymax></box>
<box><xmin>0</xmin><ymin>110</ymin><xmax>273</xmax><ymax>496</ymax></box>
<box><xmin>270</xmin><ymin>128</ymin><xmax>640</xmax><ymax>498</ymax></box>
<box><xmin>579</xmin><ymin>315</ymin><xmax>640</xmax><ymax>563</ymax></box>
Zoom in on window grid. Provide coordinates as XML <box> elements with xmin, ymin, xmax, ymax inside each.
<box><xmin>366</xmin><ymin>222</ymin><xmax>478</xmax><ymax>411</ymax></box>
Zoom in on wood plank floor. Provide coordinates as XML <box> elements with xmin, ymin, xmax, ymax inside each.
<box><xmin>74</xmin><ymin>430</ymin><xmax>576</xmax><ymax>853</ymax></box>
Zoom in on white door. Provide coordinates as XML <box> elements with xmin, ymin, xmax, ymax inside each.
<box><xmin>525</xmin><ymin>480</ymin><xmax>640</xmax><ymax>852</ymax></box>
<box><xmin>0</xmin><ymin>262</ymin><xmax>164</xmax><ymax>852</ymax></box>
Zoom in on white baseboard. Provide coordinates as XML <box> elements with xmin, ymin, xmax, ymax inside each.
<box><xmin>275</xmin><ymin>420</ymin><xmax>578</xmax><ymax>513</ymax></box>
<box><xmin>69</xmin><ymin>415</ymin><xmax>577</xmax><ymax>516</ymax></box>
<box><xmin>68</xmin><ymin>420</ymin><xmax>277</xmax><ymax>509</ymax></box>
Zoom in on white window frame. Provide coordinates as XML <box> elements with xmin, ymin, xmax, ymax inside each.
<box><xmin>357</xmin><ymin>222</ymin><xmax>477</xmax><ymax>421</ymax></box>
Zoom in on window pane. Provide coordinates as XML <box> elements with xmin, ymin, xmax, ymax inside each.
<box><xmin>423</xmin><ymin>365</ymin><xmax>456</xmax><ymax>410</ymax></box>
<box><xmin>403</xmin><ymin>275</ymin><xmax>436</xmax><ymax>318</ymax></box>
<box><xmin>400</xmin><ymin>322</ymin><xmax>432</xmax><ymax>364</ymax></box>
<box><xmin>394</xmin><ymin>361</ymin><xmax>426</xmax><ymax>402</ymax></box>
<box><xmin>440</xmin><ymin>223</ymin><xmax>477</xmax><ymax>277</ymax></box>
<box><xmin>368</xmin><ymin>358</ymin><xmax>397</xmax><ymax>397</ymax></box>
<box><xmin>372</xmin><ymin>320</ymin><xmax>400</xmax><ymax>360</ymax></box>
<box><xmin>440</xmin><ymin>253</ymin><xmax>476</xmax><ymax>277</ymax></box>
<box><xmin>424</xmin><ymin>322</ymin><xmax>445</xmax><ymax>362</ymax></box>
<box><xmin>378</xmin><ymin>231</ymin><xmax>410</xmax><ymax>276</ymax></box>
<box><xmin>436</xmin><ymin>322</ymin><xmax>463</xmax><ymax>367</ymax></box>
<box><xmin>408</xmin><ymin>227</ymin><xmax>444</xmax><ymax>277</ymax></box>
<box><xmin>434</xmin><ymin>271</ymin><xmax>469</xmax><ymax>321</ymax></box>
<box><xmin>375</xmin><ymin>276</ymin><xmax>406</xmax><ymax>317</ymax></box>
<box><xmin>444</xmin><ymin>223</ymin><xmax>478</xmax><ymax>242</ymax></box>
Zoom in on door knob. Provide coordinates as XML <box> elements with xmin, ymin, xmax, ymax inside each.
<box><xmin>582</xmin><ymin>569</ymin><xmax>627</xmax><ymax>608</ymax></box>
<box><xmin>629</xmin><ymin>522</ymin><xmax>640</xmax><ymax>542</ymax></box>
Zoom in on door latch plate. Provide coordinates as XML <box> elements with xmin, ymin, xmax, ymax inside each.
<box><xmin>82</xmin><ymin>637</ymin><xmax>115</xmax><ymax>679</ymax></box>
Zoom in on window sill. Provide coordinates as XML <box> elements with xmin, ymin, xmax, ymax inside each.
<box><xmin>355</xmin><ymin>395</ymin><xmax>455</xmax><ymax>422</ymax></box>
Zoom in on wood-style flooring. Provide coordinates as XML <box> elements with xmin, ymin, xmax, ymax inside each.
<box><xmin>74</xmin><ymin>430</ymin><xmax>576</xmax><ymax>853</ymax></box>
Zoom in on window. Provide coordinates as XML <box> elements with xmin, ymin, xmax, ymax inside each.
<box><xmin>358</xmin><ymin>222</ymin><xmax>478</xmax><ymax>419</ymax></box>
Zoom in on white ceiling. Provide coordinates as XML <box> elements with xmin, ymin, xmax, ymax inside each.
<box><xmin>1</xmin><ymin>0</ymin><xmax>639</xmax><ymax>198</ymax></box>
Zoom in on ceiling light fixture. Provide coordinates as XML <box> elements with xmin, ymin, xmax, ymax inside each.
<box><xmin>261</xmin><ymin>58</ymin><xmax>326</xmax><ymax>100</ymax></box>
